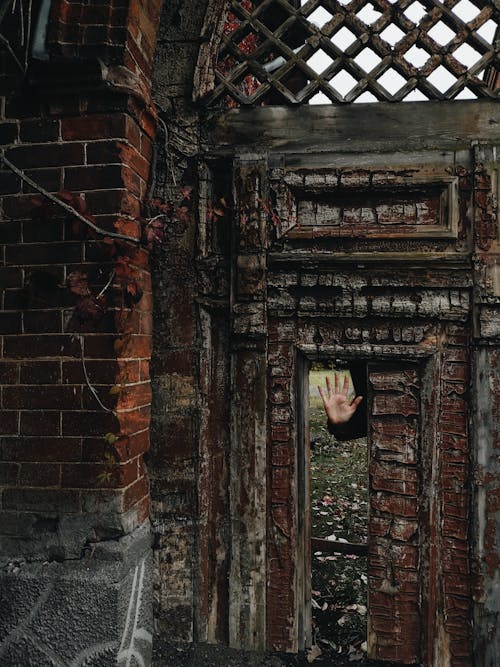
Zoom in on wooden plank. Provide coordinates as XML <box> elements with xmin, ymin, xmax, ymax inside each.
<box><xmin>204</xmin><ymin>100</ymin><xmax>500</xmax><ymax>155</ymax></box>
<box><xmin>311</xmin><ymin>537</ymin><xmax>368</xmax><ymax>556</ymax></box>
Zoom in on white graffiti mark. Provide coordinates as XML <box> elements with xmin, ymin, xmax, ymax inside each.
<box><xmin>118</xmin><ymin>557</ymin><xmax>152</xmax><ymax>667</ymax></box>
<box><xmin>71</xmin><ymin>641</ymin><xmax>118</xmax><ymax>667</ymax></box>
<box><xmin>0</xmin><ymin>580</ymin><xmax>57</xmax><ymax>662</ymax></box>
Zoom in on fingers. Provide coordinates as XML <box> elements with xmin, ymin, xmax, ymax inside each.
<box><xmin>342</xmin><ymin>374</ymin><xmax>349</xmax><ymax>395</ymax></box>
<box><xmin>350</xmin><ymin>395</ymin><xmax>363</xmax><ymax>409</ymax></box>
<box><xmin>333</xmin><ymin>373</ymin><xmax>338</xmax><ymax>394</ymax></box>
<box><xmin>325</xmin><ymin>376</ymin><xmax>332</xmax><ymax>398</ymax></box>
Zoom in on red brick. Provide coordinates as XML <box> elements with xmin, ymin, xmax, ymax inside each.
<box><xmin>116</xmin><ymin>382</ymin><xmax>151</xmax><ymax>410</ymax></box>
<box><xmin>0</xmin><ymin>436</ymin><xmax>81</xmax><ymax>462</ymax></box>
<box><xmin>20</xmin><ymin>411</ymin><xmax>60</xmax><ymax>436</ymax></box>
<box><xmin>0</xmin><ymin>312</ymin><xmax>22</xmax><ymax>334</ymax></box>
<box><xmin>19</xmin><ymin>462</ymin><xmax>61</xmax><ymax>487</ymax></box>
<box><xmin>120</xmin><ymin>143</ymin><xmax>150</xmax><ymax>181</ymax></box>
<box><xmin>81</xmin><ymin>437</ymin><xmax>109</xmax><ymax>462</ymax></box>
<box><xmin>78</xmin><ymin>334</ymin><xmax>118</xmax><ymax>359</ymax></box>
<box><xmin>0</xmin><ymin>462</ymin><xmax>19</xmax><ymax>485</ymax></box>
<box><xmin>83</xmin><ymin>188</ymin><xmax>140</xmax><ymax>217</ymax></box>
<box><xmin>139</xmin><ymin>359</ymin><xmax>149</xmax><ymax>381</ymax></box>
<box><xmin>4</xmin><ymin>386</ymin><xmax>82</xmax><ymax>410</ymax></box>
<box><xmin>139</xmin><ymin>312</ymin><xmax>152</xmax><ymax>335</ymax></box>
<box><xmin>64</xmin><ymin>165</ymin><xmax>124</xmax><ymax>191</ymax></box>
<box><xmin>85</xmin><ymin>140</ymin><xmax>120</xmax><ymax>165</ymax></box>
<box><xmin>23</xmin><ymin>310</ymin><xmax>63</xmax><ymax>333</ymax></box>
<box><xmin>61</xmin><ymin>114</ymin><xmax>127</xmax><ymax>141</ymax></box>
<box><xmin>61</xmin><ymin>457</ymin><xmax>138</xmax><ymax>489</ymax></box>
<box><xmin>81</xmin><ymin>4</ymin><xmax>112</xmax><ymax>24</ymax></box>
<box><xmin>0</xmin><ymin>171</ymin><xmax>21</xmax><ymax>195</ymax></box>
<box><xmin>0</xmin><ymin>221</ymin><xmax>21</xmax><ymax>244</ymax></box>
<box><xmin>125</xmin><ymin>429</ymin><xmax>149</xmax><ymax>458</ymax></box>
<box><xmin>6</xmin><ymin>143</ymin><xmax>84</xmax><ymax>169</ymax></box>
<box><xmin>123</xmin><ymin>474</ymin><xmax>149</xmax><ymax>510</ymax></box>
<box><xmin>114</xmin><ymin>334</ymin><xmax>152</xmax><ymax>360</ymax></box>
<box><xmin>2</xmin><ymin>488</ymin><xmax>80</xmax><ymax>512</ymax></box>
<box><xmin>0</xmin><ymin>267</ymin><xmax>23</xmax><ymax>288</ymax></box>
<box><xmin>65</xmin><ymin>358</ymin><xmax>140</xmax><ymax>384</ymax></box>
<box><xmin>121</xmin><ymin>165</ymin><xmax>142</xmax><ymax>197</ymax></box>
<box><xmin>81</xmin><ymin>386</ymin><xmax>117</xmax><ymax>411</ymax></box>
<box><xmin>130</xmin><ymin>493</ymin><xmax>150</xmax><ymax>525</ymax></box>
<box><xmin>117</xmin><ymin>405</ymin><xmax>150</xmax><ymax>434</ymax></box>
<box><xmin>4</xmin><ymin>335</ymin><xmax>80</xmax><ymax>358</ymax></box>
<box><xmin>0</xmin><ymin>411</ymin><xmax>19</xmax><ymax>435</ymax></box>
<box><xmin>22</xmin><ymin>218</ymin><xmax>64</xmax><ymax>242</ymax></box>
<box><xmin>0</xmin><ymin>122</ymin><xmax>19</xmax><ymax>145</ymax></box>
<box><xmin>20</xmin><ymin>361</ymin><xmax>61</xmax><ymax>384</ymax></box>
<box><xmin>5</xmin><ymin>242</ymin><xmax>83</xmax><ymax>266</ymax></box>
<box><xmin>0</xmin><ymin>362</ymin><xmax>19</xmax><ymax>383</ymax></box>
<box><xmin>62</xmin><ymin>410</ymin><xmax>119</xmax><ymax>436</ymax></box>
<box><xmin>20</xmin><ymin>119</ymin><xmax>60</xmax><ymax>143</ymax></box>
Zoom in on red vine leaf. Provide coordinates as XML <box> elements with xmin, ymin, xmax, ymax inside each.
<box><xmin>72</xmin><ymin>195</ymin><xmax>88</xmax><ymax>215</ymax></box>
<box><xmin>114</xmin><ymin>256</ymin><xmax>134</xmax><ymax>281</ymax></box>
<box><xmin>75</xmin><ymin>294</ymin><xmax>107</xmax><ymax>323</ymax></box>
<box><xmin>57</xmin><ymin>190</ymin><xmax>75</xmax><ymax>204</ymax></box>
<box><xmin>177</xmin><ymin>205</ymin><xmax>190</xmax><ymax>225</ymax></box>
<box><xmin>67</xmin><ymin>270</ymin><xmax>91</xmax><ymax>296</ymax></box>
<box><xmin>102</xmin><ymin>236</ymin><xmax>118</xmax><ymax>257</ymax></box>
<box><xmin>126</xmin><ymin>281</ymin><xmax>143</xmax><ymax>304</ymax></box>
<box><xmin>180</xmin><ymin>185</ymin><xmax>193</xmax><ymax>200</ymax></box>
<box><xmin>144</xmin><ymin>218</ymin><xmax>165</xmax><ymax>249</ymax></box>
<box><xmin>30</xmin><ymin>196</ymin><xmax>51</xmax><ymax>221</ymax></box>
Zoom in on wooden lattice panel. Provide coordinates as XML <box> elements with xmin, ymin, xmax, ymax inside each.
<box><xmin>206</xmin><ymin>0</ymin><xmax>500</xmax><ymax>105</ymax></box>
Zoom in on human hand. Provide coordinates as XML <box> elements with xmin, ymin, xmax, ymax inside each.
<box><xmin>318</xmin><ymin>374</ymin><xmax>363</xmax><ymax>425</ymax></box>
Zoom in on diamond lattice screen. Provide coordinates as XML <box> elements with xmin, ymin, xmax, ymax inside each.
<box><xmin>205</xmin><ymin>0</ymin><xmax>499</xmax><ymax>105</ymax></box>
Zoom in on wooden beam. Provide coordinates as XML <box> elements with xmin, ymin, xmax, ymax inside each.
<box><xmin>311</xmin><ymin>537</ymin><xmax>368</xmax><ymax>557</ymax></box>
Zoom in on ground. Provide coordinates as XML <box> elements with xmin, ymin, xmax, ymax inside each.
<box><xmin>152</xmin><ymin>642</ymin><xmax>408</xmax><ymax>666</ymax></box>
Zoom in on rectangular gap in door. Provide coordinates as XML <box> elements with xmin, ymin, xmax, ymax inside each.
<box><xmin>309</xmin><ymin>360</ymin><xmax>369</xmax><ymax>662</ymax></box>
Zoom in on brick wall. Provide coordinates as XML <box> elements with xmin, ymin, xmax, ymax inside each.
<box><xmin>0</xmin><ymin>0</ymin><xmax>161</xmax><ymax>560</ymax></box>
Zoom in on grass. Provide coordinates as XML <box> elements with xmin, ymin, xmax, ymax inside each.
<box><xmin>309</xmin><ymin>370</ymin><xmax>369</xmax><ymax>662</ymax></box>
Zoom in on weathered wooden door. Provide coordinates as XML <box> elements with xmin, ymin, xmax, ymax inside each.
<box><xmin>203</xmin><ymin>99</ymin><xmax>499</xmax><ymax>665</ymax></box>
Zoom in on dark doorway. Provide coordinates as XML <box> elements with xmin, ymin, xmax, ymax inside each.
<box><xmin>308</xmin><ymin>361</ymin><xmax>369</xmax><ymax>662</ymax></box>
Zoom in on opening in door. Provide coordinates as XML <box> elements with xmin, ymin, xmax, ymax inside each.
<box><xmin>308</xmin><ymin>361</ymin><xmax>369</xmax><ymax>663</ymax></box>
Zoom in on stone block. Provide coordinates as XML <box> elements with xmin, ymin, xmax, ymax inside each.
<box><xmin>0</xmin><ymin>523</ymin><xmax>152</xmax><ymax>666</ymax></box>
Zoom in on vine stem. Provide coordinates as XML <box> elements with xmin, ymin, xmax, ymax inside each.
<box><xmin>145</xmin><ymin>213</ymin><xmax>164</xmax><ymax>226</ymax></box>
<box><xmin>77</xmin><ymin>335</ymin><xmax>115</xmax><ymax>414</ymax></box>
<box><xmin>1</xmin><ymin>152</ymin><xmax>141</xmax><ymax>245</ymax></box>
<box><xmin>0</xmin><ymin>33</ymin><xmax>24</xmax><ymax>73</ymax></box>
<box><xmin>97</xmin><ymin>270</ymin><xmax>116</xmax><ymax>298</ymax></box>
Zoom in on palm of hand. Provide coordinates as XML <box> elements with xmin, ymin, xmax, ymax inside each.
<box><xmin>318</xmin><ymin>374</ymin><xmax>363</xmax><ymax>425</ymax></box>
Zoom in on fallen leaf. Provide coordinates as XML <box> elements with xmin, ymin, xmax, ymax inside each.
<box><xmin>306</xmin><ymin>645</ymin><xmax>322</xmax><ymax>663</ymax></box>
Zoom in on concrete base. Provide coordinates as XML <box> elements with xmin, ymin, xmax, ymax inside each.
<box><xmin>0</xmin><ymin>522</ymin><xmax>153</xmax><ymax>666</ymax></box>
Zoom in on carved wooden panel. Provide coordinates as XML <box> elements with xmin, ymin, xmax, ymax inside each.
<box><xmin>271</xmin><ymin>167</ymin><xmax>459</xmax><ymax>239</ymax></box>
